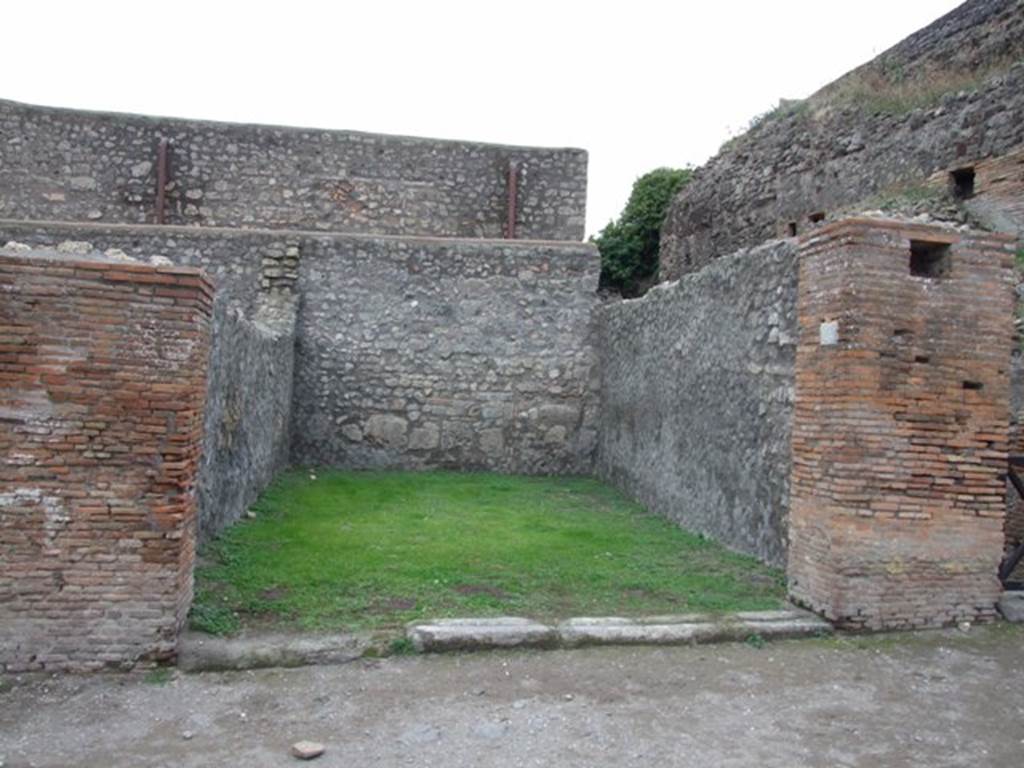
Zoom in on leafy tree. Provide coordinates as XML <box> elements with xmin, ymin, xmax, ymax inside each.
<box><xmin>593</xmin><ymin>167</ymin><xmax>692</xmax><ymax>296</ymax></box>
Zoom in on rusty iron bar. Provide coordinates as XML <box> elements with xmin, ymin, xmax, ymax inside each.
<box><xmin>1008</xmin><ymin>466</ymin><xmax>1024</xmax><ymax>498</ymax></box>
<box><xmin>505</xmin><ymin>160</ymin><xmax>518</xmax><ymax>239</ymax></box>
<box><xmin>1000</xmin><ymin>465</ymin><xmax>1024</xmax><ymax>584</ymax></box>
<box><xmin>155</xmin><ymin>138</ymin><xmax>169</xmax><ymax>225</ymax></box>
<box><xmin>1000</xmin><ymin>537</ymin><xmax>1024</xmax><ymax>584</ymax></box>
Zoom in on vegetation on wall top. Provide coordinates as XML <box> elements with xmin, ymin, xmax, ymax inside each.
<box><xmin>593</xmin><ymin>167</ymin><xmax>692</xmax><ymax>296</ymax></box>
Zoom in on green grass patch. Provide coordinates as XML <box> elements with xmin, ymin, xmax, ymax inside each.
<box><xmin>143</xmin><ymin>667</ymin><xmax>172</xmax><ymax>686</ymax></box>
<box><xmin>191</xmin><ymin>470</ymin><xmax>785</xmax><ymax>635</ymax></box>
<box><xmin>744</xmin><ymin>632</ymin><xmax>767</xmax><ymax>650</ymax></box>
<box><xmin>188</xmin><ymin>596</ymin><xmax>241</xmax><ymax>636</ymax></box>
<box><xmin>388</xmin><ymin>637</ymin><xmax>417</xmax><ymax>656</ymax></box>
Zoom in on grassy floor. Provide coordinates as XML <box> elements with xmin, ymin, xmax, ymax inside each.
<box><xmin>191</xmin><ymin>470</ymin><xmax>785</xmax><ymax>635</ymax></box>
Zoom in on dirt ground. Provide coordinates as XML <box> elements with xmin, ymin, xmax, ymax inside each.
<box><xmin>2</xmin><ymin>625</ymin><xmax>1022</xmax><ymax>768</ymax></box>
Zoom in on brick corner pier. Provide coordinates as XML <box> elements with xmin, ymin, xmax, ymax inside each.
<box><xmin>787</xmin><ymin>218</ymin><xmax>1018</xmax><ymax>630</ymax></box>
<box><xmin>0</xmin><ymin>248</ymin><xmax>213</xmax><ymax>671</ymax></box>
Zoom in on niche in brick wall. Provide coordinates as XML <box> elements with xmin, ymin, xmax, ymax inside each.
<box><xmin>950</xmin><ymin>166</ymin><xmax>976</xmax><ymax>200</ymax></box>
<box><xmin>909</xmin><ymin>239</ymin><xmax>952</xmax><ymax>279</ymax></box>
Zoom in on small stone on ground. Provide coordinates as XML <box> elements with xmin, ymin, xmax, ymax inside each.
<box><xmin>291</xmin><ymin>741</ymin><xmax>325</xmax><ymax>760</ymax></box>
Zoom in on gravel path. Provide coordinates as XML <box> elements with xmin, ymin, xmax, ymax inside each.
<box><xmin>2</xmin><ymin>625</ymin><xmax>1022</xmax><ymax>767</ymax></box>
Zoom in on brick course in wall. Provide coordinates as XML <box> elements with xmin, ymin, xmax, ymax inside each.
<box><xmin>0</xmin><ymin>248</ymin><xmax>213</xmax><ymax>671</ymax></box>
<box><xmin>787</xmin><ymin>218</ymin><xmax>1017</xmax><ymax>630</ymax></box>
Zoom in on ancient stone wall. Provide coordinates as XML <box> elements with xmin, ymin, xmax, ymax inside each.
<box><xmin>659</xmin><ymin>0</ymin><xmax>1024</xmax><ymax>280</ymax></box>
<box><xmin>1</xmin><ymin>219</ymin><xmax>603</xmax><ymax>494</ymax></box>
<box><xmin>787</xmin><ymin>219</ymin><xmax>1016</xmax><ymax>630</ymax></box>
<box><xmin>597</xmin><ymin>239</ymin><xmax>798</xmax><ymax>566</ymax></box>
<box><xmin>0</xmin><ymin>247</ymin><xmax>212</xmax><ymax>671</ymax></box>
<box><xmin>292</xmin><ymin>235</ymin><xmax>601</xmax><ymax>474</ymax></box>
<box><xmin>957</xmin><ymin>147</ymin><xmax>1024</xmax><ymax>236</ymax></box>
<box><xmin>0</xmin><ymin>221</ymin><xmax>297</xmax><ymax>541</ymax></box>
<box><xmin>0</xmin><ymin>98</ymin><xmax>587</xmax><ymax>241</ymax></box>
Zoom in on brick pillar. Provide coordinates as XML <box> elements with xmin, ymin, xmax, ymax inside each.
<box><xmin>787</xmin><ymin>219</ymin><xmax>1017</xmax><ymax>630</ymax></box>
<box><xmin>0</xmin><ymin>250</ymin><xmax>213</xmax><ymax>671</ymax></box>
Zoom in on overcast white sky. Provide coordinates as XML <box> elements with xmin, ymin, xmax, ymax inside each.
<box><xmin>3</xmin><ymin>1</ymin><xmax>962</xmax><ymax>236</ymax></box>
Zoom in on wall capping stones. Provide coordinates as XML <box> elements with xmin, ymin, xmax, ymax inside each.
<box><xmin>0</xmin><ymin>96</ymin><xmax>586</xmax><ymax>155</ymax></box>
<box><xmin>0</xmin><ymin>217</ymin><xmax>590</xmax><ymax>249</ymax></box>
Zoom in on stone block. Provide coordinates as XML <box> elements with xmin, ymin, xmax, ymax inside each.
<box><xmin>365</xmin><ymin>414</ymin><xmax>408</xmax><ymax>448</ymax></box>
<box><xmin>407</xmin><ymin>618</ymin><xmax>558</xmax><ymax>653</ymax></box>
<box><xmin>408</xmin><ymin>423</ymin><xmax>440</xmax><ymax>450</ymax></box>
<box><xmin>998</xmin><ymin>591</ymin><xmax>1024</xmax><ymax>623</ymax></box>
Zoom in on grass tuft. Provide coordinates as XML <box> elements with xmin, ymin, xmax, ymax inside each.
<box><xmin>188</xmin><ymin>597</ymin><xmax>241</xmax><ymax>636</ymax></box>
<box><xmin>143</xmin><ymin>667</ymin><xmax>172</xmax><ymax>685</ymax></box>
<box><xmin>817</xmin><ymin>56</ymin><xmax>1022</xmax><ymax>116</ymax></box>
<box><xmin>745</xmin><ymin>633</ymin><xmax>767</xmax><ymax>650</ymax></box>
<box><xmin>388</xmin><ymin>637</ymin><xmax>417</xmax><ymax>656</ymax></box>
<box><xmin>191</xmin><ymin>470</ymin><xmax>785</xmax><ymax>634</ymax></box>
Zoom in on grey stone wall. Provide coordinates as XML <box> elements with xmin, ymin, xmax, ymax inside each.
<box><xmin>660</xmin><ymin>0</ymin><xmax>1024</xmax><ymax>280</ymax></box>
<box><xmin>197</xmin><ymin>303</ymin><xmax>294</xmax><ymax>539</ymax></box>
<box><xmin>1</xmin><ymin>219</ymin><xmax>602</xmax><ymax>516</ymax></box>
<box><xmin>291</xmin><ymin>235</ymin><xmax>601</xmax><ymax>474</ymax></box>
<box><xmin>0</xmin><ymin>99</ymin><xmax>587</xmax><ymax>241</ymax></box>
<box><xmin>598</xmin><ymin>239</ymin><xmax>798</xmax><ymax>566</ymax></box>
<box><xmin>0</xmin><ymin>221</ymin><xmax>296</xmax><ymax>541</ymax></box>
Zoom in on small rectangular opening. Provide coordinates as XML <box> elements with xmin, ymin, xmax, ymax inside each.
<box><xmin>808</xmin><ymin>211</ymin><xmax>826</xmax><ymax>223</ymax></box>
<box><xmin>787</xmin><ymin>222</ymin><xmax>798</xmax><ymax>237</ymax></box>
<box><xmin>950</xmin><ymin>167</ymin><xmax>975</xmax><ymax>200</ymax></box>
<box><xmin>914</xmin><ymin>355</ymin><xmax>930</xmax><ymax>364</ymax></box>
<box><xmin>963</xmin><ymin>380</ymin><xmax>983</xmax><ymax>391</ymax></box>
<box><xmin>909</xmin><ymin>240</ymin><xmax>952</xmax><ymax>279</ymax></box>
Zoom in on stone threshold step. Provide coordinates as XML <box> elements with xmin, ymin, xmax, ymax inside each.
<box><xmin>407</xmin><ymin>609</ymin><xmax>831</xmax><ymax>653</ymax></box>
<box><xmin>177</xmin><ymin>609</ymin><xmax>832</xmax><ymax>671</ymax></box>
<box><xmin>178</xmin><ymin>631</ymin><xmax>372</xmax><ymax>672</ymax></box>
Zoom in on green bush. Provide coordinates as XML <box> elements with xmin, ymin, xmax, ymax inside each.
<box><xmin>593</xmin><ymin>167</ymin><xmax>692</xmax><ymax>295</ymax></box>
